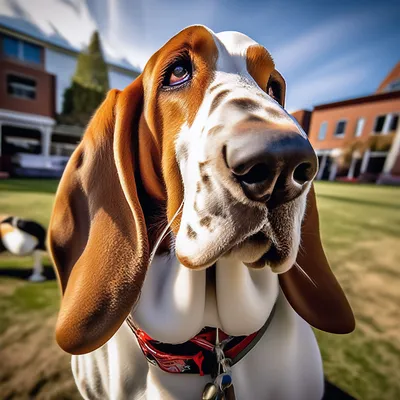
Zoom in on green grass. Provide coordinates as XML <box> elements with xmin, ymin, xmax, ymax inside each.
<box><xmin>0</xmin><ymin>179</ymin><xmax>399</xmax><ymax>399</ymax></box>
<box><xmin>0</xmin><ymin>179</ymin><xmax>59</xmax><ymax>227</ymax></box>
<box><xmin>0</xmin><ymin>179</ymin><xmax>61</xmax><ymax>335</ymax></box>
<box><xmin>0</xmin><ymin>179</ymin><xmax>79</xmax><ymax>399</ymax></box>
<box><xmin>313</xmin><ymin>182</ymin><xmax>400</xmax><ymax>400</ymax></box>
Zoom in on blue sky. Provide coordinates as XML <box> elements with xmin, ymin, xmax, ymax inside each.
<box><xmin>0</xmin><ymin>0</ymin><xmax>399</xmax><ymax>111</ymax></box>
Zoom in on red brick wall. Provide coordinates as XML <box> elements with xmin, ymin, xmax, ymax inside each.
<box><xmin>308</xmin><ymin>98</ymin><xmax>400</xmax><ymax>150</ymax></box>
<box><xmin>0</xmin><ymin>60</ymin><xmax>55</xmax><ymax>117</ymax></box>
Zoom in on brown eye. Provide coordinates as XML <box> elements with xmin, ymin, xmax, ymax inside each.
<box><xmin>163</xmin><ymin>58</ymin><xmax>192</xmax><ymax>87</ymax></box>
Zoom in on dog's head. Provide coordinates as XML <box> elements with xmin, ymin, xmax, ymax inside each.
<box><xmin>49</xmin><ymin>25</ymin><xmax>354</xmax><ymax>355</ymax></box>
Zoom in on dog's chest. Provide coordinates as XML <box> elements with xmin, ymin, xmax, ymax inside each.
<box><xmin>72</xmin><ymin>292</ymin><xmax>324</xmax><ymax>400</ymax></box>
<box><xmin>131</xmin><ymin>255</ymin><xmax>279</xmax><ymax>343</ymax></box>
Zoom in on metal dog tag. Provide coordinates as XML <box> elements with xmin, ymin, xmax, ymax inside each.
<box><xmin>202</xmin><ymin>382</ymin><xmax>219</xmax><ymax>400</ymax></box>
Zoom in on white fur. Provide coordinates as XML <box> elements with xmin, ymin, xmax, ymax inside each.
<box><xmin>73</xmin><ymin>269</ymin><xmax>324</xmax><ymax>399</ymax></box>
<box><xmin>2</xmin><ymin>228</ymin><xmax>38</xmax><ymax>255</ymax></box>
<box><xmin>1</xmin><ymin>221</ymin><xmax>46</xmax><ymax>281</ymax></box>
<box><xmin>174</xmin><ymin>30</ymin><xmax>309</xmax><ymax>269</ymax></box>
<box><xmin>71</xmin><ymin>27</ymin><xmax>323</xmax><ymax>400</ymax></box>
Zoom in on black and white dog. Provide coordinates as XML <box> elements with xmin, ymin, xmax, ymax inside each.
<box><xmin>0</xmin><ymin>216</ymin><xmax>47</xmax><ymax>282</ymax></box>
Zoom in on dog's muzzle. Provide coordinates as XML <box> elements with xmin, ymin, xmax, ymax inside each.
<box><xmin>224</xmin><ymin>120</ymin><xmax>318</xmax><ymax>207</ymax></box>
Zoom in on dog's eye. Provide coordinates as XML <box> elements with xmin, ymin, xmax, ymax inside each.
<box><xmin>163</xmin><ymin>58</ymin><xmax>192</xmax><ymax>87</ymax></box>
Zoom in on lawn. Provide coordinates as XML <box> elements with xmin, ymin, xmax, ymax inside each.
<box><xmin>0</xmin><ymin>179</ymin><xmax>399</xmax><ymax>400</ymax></box>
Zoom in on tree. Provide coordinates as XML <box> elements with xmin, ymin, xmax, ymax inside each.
<box><xmin>337</xmin><ymin>134</ymin><xmax>395</xmax><ymax>169</ymax></box>
<box><xmin>59</xmin><ymin>31</ymin><xmax>109</xmax><ymax>126</ymax></box>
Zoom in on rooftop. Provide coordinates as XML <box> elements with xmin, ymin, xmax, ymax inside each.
<box><xmin>0</xmin><ymin>15</ymin><xmax>140</xmax><ymax>76</ymax></box>
<box><xmin>313</xmin><ymin>90</ymin><xmax>400</xmax><ymax>111</ymax></box>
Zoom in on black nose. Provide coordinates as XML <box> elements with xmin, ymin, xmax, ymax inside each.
<box><xmin>225</xmin><ymin>127</ymin><xmax>318</xmax><ymax>206</ymax></box>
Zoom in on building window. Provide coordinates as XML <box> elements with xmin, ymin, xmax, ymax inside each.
<box><xmin>386</xmin><ymin>79</ymin><xmax>400</xmax><ymax>92</ymax></box>
<box><xmin>1</xmin><ymin>125</ymin><xmax>42</xmax><ymax>155</ymax></box>
<box><xmin>389</xmin><ymin>115</ymin><xmax>399</xmax><ymax>132</ymax></box>
<box><xmin>3</xmin><ymin>36</ymin><xmax>19</xmax><ymax>58</ymax></box>
<box><xmin>334</xmin><ymin>120</ymin><xmax>347</xmax><ymax>137</ymax></box>
<box><xmin>318</xmin><ymin>122</ymin><xmax>328</xmax><ymax>140</ymax></box>
<box><xmin>354</xmin><ymin>118</ymin><xmax>365</xmax><ymax>137</ymax></box>
<box><xmin>7</xmin><ymin>74</ymin><xmax>37</xmax><ymax>100</ymax></box>
<box><xmin>2</xmin><ymin>36</ymin><xmax>41</xmax><ymax>64</ymax></box>
<box><xmin>51</xmin><ymin>134</ymin><xmax>80</xmax><ymax>157</ymax></box>
<box><xmin>373</xmin><ymin>115</ymin><xmax>386</xmax><ymax>134</ymax></box>
<box><xmin>23</xmin><ymin>42</ymin><xmax>41</xmax><ymax>64</ymax></box>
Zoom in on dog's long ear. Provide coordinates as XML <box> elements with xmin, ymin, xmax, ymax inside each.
<box><xmin>279</xmin><ymin>185</ymin><xmax>355</xmax><ymax>334</ymax></box>
<box><xmin>48</xmin><ymin>77</ymin><xmax>149</xmax><ymax>355</ymax></box>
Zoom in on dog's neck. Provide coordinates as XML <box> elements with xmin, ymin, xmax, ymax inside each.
<box><xmin>131</xmin><ymin>253</ymin><xmax>279</xmax><ymax>344</ymax></box>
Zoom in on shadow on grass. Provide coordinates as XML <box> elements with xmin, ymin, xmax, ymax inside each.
<box><xmin>323</xmin><ymin>380</ymin><xmax>357</xmax><ymax>400</ymax></box>
<box><xmin>0</xmin><ymin>265</ymin><xmax>56</xmax><ymax>281</ymax></box>
<box><xmin>0</xmin><ymin>179</ymin><xmax>59</xmax><ymax>194</ymax></box>
<box><xmin>317</xmin><ymin>193</ymin><xmax>399</xmax><ymax>210</ymax></box>
<box><xmin>317</xmin><ymin>194</ymin><xmax>399</xmax><ymax>211</ymax></box>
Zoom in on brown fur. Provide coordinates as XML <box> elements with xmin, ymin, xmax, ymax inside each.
<box><xmin>246</xmin><ymin>45</ymin><xmax>286</xmax><ymax>107</ymax></box>
<box><xmin>0</xmin><ymin>223</ymin><xmax>14</xmax><ymax>236</ymax></box>
<box><xmin>48</xmin><ymin>28</ymin><xmax>354</xmax><ymax>357</ymax></box>
<box><xmin>48</xmin><ymin>26</ymin><xmax>218</xmax><ymax>355</ymax></box>
<box><xmin>246</xmin><ymin>45</ymin><xmax>275</xmax><ymax>91</ymax></box>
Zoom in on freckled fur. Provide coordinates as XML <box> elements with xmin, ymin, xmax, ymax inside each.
<box><xmin>209</xmin><ymin>89</ymin><xmax>231</xmax><ymax>115</ymax></box>
<box><xmin>187</xmin><ymin>224</ymin><xmax>197</xmax><ymax>240</ymax></box>
<box><xmin>208</xmin><ymin>125</ymin><xmax>224</xmax><ymax>136</ymax></box>
<box><xmin>229</xmin><ymin>98</ymin><xmax>260</xmax><ymax>111</ymax></box>
<box><xmin>209</xmin><ymin>82</ymin><xmax>224</xmax><ymax>92</ymax></box>
<box><xmin>199</xmin><ymin>216</ymin><xmax>212</xmax><ymax>228</ymax></box>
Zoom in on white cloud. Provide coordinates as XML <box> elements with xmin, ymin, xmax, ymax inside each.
<box><xmin>273</xmin><ymin>10</ymin><xmax>377</xmax><ymax>75</ymax></box>
<box><xmin>1</xmin><ymin>0</ymin><xmax>397</xmax><ymax>109</ymax></box>
<box><xmin>287</xmin><ymin>67</ymin><xmax>370</xmax><ymax>112</ymax></box>
<box><xmin>0</xmin><ymin>0</ymin><xmax>96</xmax><ymax>49</ymax></box>
<box><xmin>284</xmin><ymin>31</ymin><xmax>400</xmax><ymax>111</ymax></box>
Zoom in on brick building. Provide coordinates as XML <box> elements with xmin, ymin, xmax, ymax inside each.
<box><xmin>292</xmin><ymin>62</ymin><xmax>400</xmax><ymax>183</ymax></box>
<box><xmin>0</xmin><ymin>24</ymin><xmax>139</xmax><ymax>177</ymax></box>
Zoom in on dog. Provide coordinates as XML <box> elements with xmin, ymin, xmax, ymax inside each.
<box><xmin>0</xmin><ymin>215</ymin><xmax>47</xmax><ymax>282</ymax></box>
<box><xmin>48</xmin><ymin>25</ymin><xmax>355</xmax><ymax>400</ymax></box>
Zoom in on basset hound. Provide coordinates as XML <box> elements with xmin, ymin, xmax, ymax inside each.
<box><xmin>1</xmin><ymin>215</ymin><xmax>47</xmax><ymax>282</ymax></box>
<box><xmin>48</xmin><ymin>25</ymin><xmax>355</xmax><ymax>400</ymax></box>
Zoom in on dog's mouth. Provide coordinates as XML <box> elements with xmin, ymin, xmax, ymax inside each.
<box><xmin>175</xmin><ymin>188</ymin><xmax>302</xmax><ymax>272</ymax></box>
<box><xmin>224</xmin><ymin>231</ymin><xmax>271</xmax><ymax>264</ymax></box>
<box><xmin>220</xmin><ymin>224</ymin><xmax>295</xmax><ymax>271</ymax></box>
<box><xmin>176</xmin><ymin>215</ymin><xmax>297</xmax><ymax>272</ymax></box>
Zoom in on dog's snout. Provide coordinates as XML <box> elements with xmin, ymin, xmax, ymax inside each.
<box><xmin>225</xmin><ymin>125</ymin><xmax>317</xmax><ymax>205</ymax></box>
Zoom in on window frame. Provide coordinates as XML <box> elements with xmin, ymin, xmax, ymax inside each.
<box><xmin>317</xmin><ymin>121</ymin><xmax>328</xmax><ymax>141</ymax></box>
<box><xmin>354</xmin><ymin>117</ymin><xmax>365</xmax><ymax>138</ymax></box>
<box><xmin>334</xmin><ymin>119</ymin><xmax>347</xmax><ymax>138</ymax></box>
<box><xmin>22</xmin><ymin>41</ymin><xmax>41</xmax><ymax>64</ymax></box>
<box><xmin>6</xmin><ymin>73</ymin><xmax>37</xmax><ymax>101</ymax></box>
<box><xmin>389</xmin><ymin>114</ymin><xmax>399</xmax><ymax>132</ymax></box>
<box><xmin>2</xmin><ymin>35</ymin><xmax>42</xmax><ymax>65</ymax></box>
<box><xmin>386</xmin><ymin>79</ymin><xmax>400</xmax><ymax>92</ymax></box>
<box><xmin>373</xmin><ymin>115</ymin><xmax>387</xmax><ymax>135</ymax></box>
<box><xmin>2</xmin><ymin>36</ymin><xmax>19</xmax><ymax>59</ymax></box>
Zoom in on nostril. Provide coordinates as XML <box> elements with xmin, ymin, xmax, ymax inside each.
<box><xmin>234</xmin><ymin>163</ymin><xmax>269</xmax><ymax>185</ymax></box>
<box><xmin>293</xmin><ymin>162</ymin><xmax>313</xmax><ymax>185</ymax></box>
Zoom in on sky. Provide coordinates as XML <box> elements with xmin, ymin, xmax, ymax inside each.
<box><xmin>0</xmin><ymin>0</ymin><xmax>399</xmax><ymax>111</ymax></box>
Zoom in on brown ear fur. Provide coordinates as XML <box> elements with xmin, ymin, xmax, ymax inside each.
<box><xmin>48</xmin><ymin>77</ymin><xmax>149</xmax><ymax>354</ymax></box>
<box><xmin>279</xmin><ymin>185</ymin><xmax>355</xmax><ymax>334</ymax></box>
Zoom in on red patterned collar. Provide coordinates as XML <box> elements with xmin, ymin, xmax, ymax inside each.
<box><xmin>126</xmin><ymin>304</ymin><xmax>276</xmax><ymax>376</ymax></box>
